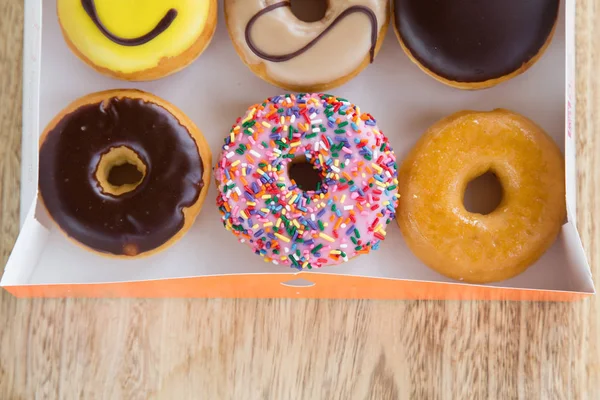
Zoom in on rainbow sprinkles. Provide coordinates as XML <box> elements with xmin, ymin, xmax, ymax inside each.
<box><xmin>215</xmin><ymin>93</ymin><xmax>399</xmax><ymax>269</ymax></box>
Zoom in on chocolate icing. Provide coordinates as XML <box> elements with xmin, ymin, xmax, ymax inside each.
<box><xmin>394</xmin><ymin>0</ymin><xmax>559</xmax><ymax>83</ymax></box>
<box><xmin>81</xmin><ymin>0</ymin><xmax>177</xmax><ymax>46</ymax></box>
<box><xmin>39</xmin><ymin>96</ymin><xmax>204</xmax><ymax>256</ymax></box>
<box><xmin>245</xmin><ymin>1</ymin><xmax>378</xmax><ymax>63</ymax></box>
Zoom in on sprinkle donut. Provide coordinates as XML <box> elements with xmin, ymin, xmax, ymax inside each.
<box><xmin>215</xmin><ymin>94</ymin><xmax>399</xmax><ymax>269</ymax></box>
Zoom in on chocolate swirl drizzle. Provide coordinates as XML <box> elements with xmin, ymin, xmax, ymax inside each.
<box><xmin>81</xmin><ymin>0</ymin><xmax>177</xmax><ymax>46</ymax></box>
<box><xmin>245</xmin><ymin>1</ymin><xmax>378</xmax><ymax>63</ymax></box>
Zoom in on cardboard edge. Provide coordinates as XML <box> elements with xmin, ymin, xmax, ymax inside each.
<box><xmin>4</xmin><ymin>220</ymin><xmax>593</xmax><ymax>299</ymax></box>
<box><xmin>4</xmin><ymin>219</ymin><xmax>595</xmax><ymax>298</ymax></box>
<box><xmin>20</xmin><ymin>0</ymin><xmax>42</xmax><ymax>226</ymax></box>
<box><xmin>565</xmin><ymin>0</ymin><xmax>577</xmax><ymax>224</ymax></box>
<box><xmin>3</xmin><ymin>272</ymin><xmax>593</xmax><ymax>301</ymax></box>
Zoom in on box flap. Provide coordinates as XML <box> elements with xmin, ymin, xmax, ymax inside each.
<box><xmin>20</xmin><ymin>0</ymin><xmax>42</xmax><ymax>226</ymax></box>
<box><xmin>1</xmin><ymin>201</ymin><xmax>48</xmax><ymax>286</ymax></box>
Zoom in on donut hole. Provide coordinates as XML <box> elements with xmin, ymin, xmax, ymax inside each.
<box><xmin>288</xmin><ymin>155</ymin><xmax>324</xmax><ymax>192</ymax></box>
<box><xmin>290</xmin><ymin>0</ymin><xmax>328</xmax><ymax>23</ymax></box>
<box><xmin>463</xmin><ymin>171</ymin><xmax>503</xmax><ymax>215</ymax></box>
<box><xmin>107</xmin><ymin>163</ymin><xmax>143</xmax><ymax>187</ymax></box>
<box><xmin>96</xmin><ymin>146</ymin><xmax>147</xmax><ymax>196</ymax></box>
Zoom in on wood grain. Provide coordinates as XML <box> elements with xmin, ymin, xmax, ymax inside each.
<box><xmin>1</xmin><ymin>0</ymin><xmax>599</xmax><ymax>398</ymax></box>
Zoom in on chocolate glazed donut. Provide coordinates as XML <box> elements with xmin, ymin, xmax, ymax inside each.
<box><xmin>39</xmin><ymin>90</ymin><xmax>211</xmax><ymax>257</ymax></box>
<box><xmin>393</xmin><ymin>0</ymin><xmax>560</xmax><ymax>89</ymax></box>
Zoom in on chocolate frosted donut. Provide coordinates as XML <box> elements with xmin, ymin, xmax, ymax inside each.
<box><xmin>39</xmin><ymin>90</ymin><xmax>212</xmax><ymax>257</ymax></box>
<box><xmin>393</xmin><ymin>0</ymin><xmax>560</xmax><ymax>89</ymax></box>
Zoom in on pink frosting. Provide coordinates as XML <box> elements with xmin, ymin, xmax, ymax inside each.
<box><xmin>215</xmin><ymin>93</ymin><xmax>398</xmax><ymax>269</ymax></box>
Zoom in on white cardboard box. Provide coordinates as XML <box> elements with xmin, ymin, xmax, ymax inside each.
<box><xmin>1</xmin><ymin>0</ymin><xmax>593</xmax><ymax>300</ymax></box>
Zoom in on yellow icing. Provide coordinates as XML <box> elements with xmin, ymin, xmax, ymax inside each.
<box><xmin>58</xmin><ymin>0</ymin><xmax>210</xmax><ymax>73</ymax></box>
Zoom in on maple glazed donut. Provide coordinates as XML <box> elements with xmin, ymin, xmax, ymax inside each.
<box><xmin>224</xmin><ymin>0</ymin><xmax>389</xmax><ymax>92</ymax></box>
<box><xmin>393</xmin><ymin>0</ymin><xmax>560</xmax><ymax>89</ymax></box>
<box><xmin>57</xmin><ymin>0</ymin><xmax>217</xmax><ymax>80</ymax></box>
<box><xmin>215</xmin><ymin>93</ymin><xmax>399</xmax><ymax>269</ymax></box>
<box><xmin>397</xmin><ymin>110</ymin><xmax>566</xmax><ymax>283</ymax></box>
<box><xmin>39</xmin><ymin>90</ymin><xmax>212</xmax><ymax>258</ymax></box>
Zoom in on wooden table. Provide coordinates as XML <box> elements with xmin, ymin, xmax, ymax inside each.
<box><xmin>1</xmin><ymin>1</ymin><xmax>599</xmax><ymax>398</ymax></box>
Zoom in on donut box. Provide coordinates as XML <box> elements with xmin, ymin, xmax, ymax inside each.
<box><xmin>1</xmin><ymin>0</ymin><xmax>594</xmax><ymax>300</ymax></box>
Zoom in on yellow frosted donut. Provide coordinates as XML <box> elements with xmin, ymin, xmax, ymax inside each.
<box><xmin>57</xmin><ymin>0</ymin><xmax>217</xmax><ymax>81</ymax></box>
<box><xmin>397</xmin><ymin>110</ymin><xmax>566</xmax><ymax>283</ymax></box>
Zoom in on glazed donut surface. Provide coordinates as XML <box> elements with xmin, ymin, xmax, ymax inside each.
<box><xmin>397</xmin><ymin>110</ymin><xmax>566</xmax><ymax>283</ymax></box>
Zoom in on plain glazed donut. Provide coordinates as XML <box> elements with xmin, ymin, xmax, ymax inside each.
<box><xmin>393</xmin><ymin>0</ymin><xmax>560</xmax><ymax>89</ymax></box>
<box><xmin>397</xmin><ymin>109</ymin><xmax>565</xmax><ymax>283</ymax></box>
<box><xmin>39</xmin><ymin>89</ymin><xmax>212</xmax><ymax>258</ymax></box>
<box><xmin>57</xmin><ymin>0</ymin><xmax>218</xmax><ymax>81</ymax></box>
<box><xmin>215</xmin><ymin>93</ymin><xmax>399</xmax><ymax>269</ymax></box>
<box><xmin>224</xmin><ymin>0</ymin><xmax>389</xmax><ymax>92</ymax></box>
